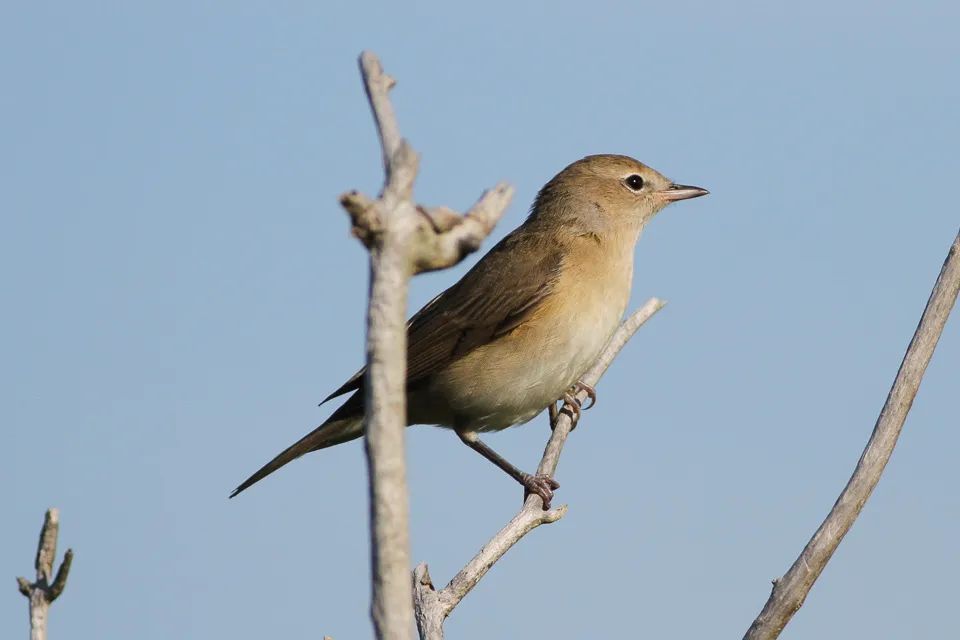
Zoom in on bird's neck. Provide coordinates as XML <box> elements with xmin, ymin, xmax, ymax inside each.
<box><xmin>563</xmin><ymin>217</ymin><xmax>647</xmax><ymax>255</ymax></box>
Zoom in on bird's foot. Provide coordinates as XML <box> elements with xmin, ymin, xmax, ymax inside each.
<box><xmin>552</xmin><ymin>381</ymin><xmax>596</xmax><ymax>431</ymax></box>
<box><xmin>572</xmin><ymin>380</ymin><xmax>597</xmax><ymax>410</ymax></box>
<box><xmin>521</xmin><ymin>473</ymin><xmax>560</xmax><ymax>509</ymax></box>
<box><xmin>560</xmin><ymin>391</ymin><xmax>582</xmax><ymax>427</ymax></box>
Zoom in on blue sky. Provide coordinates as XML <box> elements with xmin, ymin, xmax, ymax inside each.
<box><xmin>3</xmin><ymin>2</ymin><xmax>958</xmax><ymax>638</ymax></box>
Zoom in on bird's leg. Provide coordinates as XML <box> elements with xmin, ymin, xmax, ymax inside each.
<box><xmin>553</xmin><ymin>380</ymin><xmax>597</xmax><ymax>431</ymax></box>
<box><xmin>548</xmin><ymin>403</ymin><xmax>560</xmax><ymax>429</ymax></box>
<box><xmin>455</xmin><ymin>429</ymin><xmax>560</xmax><ymax>509</ymax></box>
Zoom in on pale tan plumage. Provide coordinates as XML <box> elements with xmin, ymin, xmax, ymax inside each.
<box><xmin>231</xmin><ymin>154</ymin><xmax>708</xmax><ymax>505</ymax></box>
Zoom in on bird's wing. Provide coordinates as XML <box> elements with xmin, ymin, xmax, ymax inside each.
<box><xmin>320</xmin><ymin>231</ymin><xmax>563</xmax><ymax>404</ymax></box>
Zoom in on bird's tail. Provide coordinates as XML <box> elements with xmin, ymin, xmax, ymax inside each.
<box><xmin>229</xmin><ymin>414</ymin><xmax>364</xmax><ymax>498</ymax></box>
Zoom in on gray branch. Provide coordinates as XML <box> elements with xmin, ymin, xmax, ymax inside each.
<box><xmin>744</xmin><ymin>227</ymin><xmax>960</xmax><ymax>639</ymax></box>
<box><xmin>344</xmin><ymin>51</ymin><xmax>512</xmax><ymax>640</ymax></box>
<box><xmin>413</xmin><ymin>298</ymin><xmax>667</xmax><ymax>639</ymax></box>
<box><xmin>16</xmin><ymin>508</ymin><xmax>74</xmax><ymax>640</ymax></box>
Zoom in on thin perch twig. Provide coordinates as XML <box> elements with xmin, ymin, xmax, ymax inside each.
<box><xmin>346</xmin><ymin>51</ymin><xmax>513</xmax><ymax>640</ymax></box>
<box><xmin>16</xmin><ymin>508</ymin><xmax>74</xmax><ymax>640</ymax></box>
<box><xmin>743</xmin><ymin>227</ymin><xmax>960</xmax><ymax>639</ymax></box>
<box><xmin>413</xmin><ymin>298</ymin><xmax>667</xmax><ymax>639</ymax></box>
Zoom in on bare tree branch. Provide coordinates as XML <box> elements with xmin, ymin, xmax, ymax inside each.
<box><xmin>34</xmin><ymin>509</ymin><xmax>59</xmax><ymax>582</ymax></box>
<box><xmin>410</xmin><ymin>184</ymin><xmax>514</xmax><ymax>274</ymax></box>
<box><xmin>345</xmin><ymin>51</ymin><xmax>513</xmax><ymax>640</ymax></box>
<box><xmin>16</xmin><ymin>508</ymin><xmax>74</xmax><ymax>640</ymax></box>
<box><xmin>744</xmin><ymin>227</ymin><xmax>960</xmax><ymax>640</ymax></box>
<box><xmin>47</xmin><ymin>551</ymin><xmax>74</xmax><ymax>604</ymax></box>
<box><xmin>413</xmin><ymin>298</ymin><xmax>667</xmax><ymax>639</ymax></box>
<box><xmin>359</xmin><ymin>52</ymin><xmax>401</xmax><ymax>171</ymax></box>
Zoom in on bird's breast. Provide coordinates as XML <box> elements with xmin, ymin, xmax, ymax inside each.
<box><xmin>428</xmin><ymin>239</ymin><xmax>635</xmax><ymax>432</ymax></box>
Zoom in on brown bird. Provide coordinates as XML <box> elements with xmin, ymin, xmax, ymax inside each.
<box><xmin>231</xmin><ymin>154</ymin><xmax>708</xmax><ymax>506</ymax></box>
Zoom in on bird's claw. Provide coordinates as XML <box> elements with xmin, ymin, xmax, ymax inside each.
<box><xmin>551</xmin><ymin>381</ymin><xmax>597</xmax><ymax>431</ymax></box>
<box><xmin>522</xmin><ymin>473</ymin><xmax>560</xmax><ymax>509</ymax></box>
<box><xmin>573</xmin><ymin>381</ymin><xmax>597</xmax><ymax>410</ymax></box>
<box><xmin>561</xmin><ymin>391</ymin><xmax>582</xmax><ymax>426</ymax></box>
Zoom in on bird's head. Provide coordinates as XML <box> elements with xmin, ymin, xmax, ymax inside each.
<box><xmin>529</xmin><ymin>154</ymin><xmax>708</xmax><ymax>236</ymax></box>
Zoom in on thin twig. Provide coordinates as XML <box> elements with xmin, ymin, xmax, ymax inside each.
<box><xmin>413</xmin><ymin>298</ymin><xmax>667</xmax><ymax>639</ymax></box>
<box><xmin>744</xmin><ymin>227</ymin><xmax>960</xmax><ymax>639</ymax></box>
<box><xmin>359</xmin><ymin>52</ymin><xmax>401</xmax><ymax>171</ymax></box>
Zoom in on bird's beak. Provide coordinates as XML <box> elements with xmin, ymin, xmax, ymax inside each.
<box><xmin>657</xmin><ymin>183</ymin><xmax>710</xmax><ymax>202</ymax></box>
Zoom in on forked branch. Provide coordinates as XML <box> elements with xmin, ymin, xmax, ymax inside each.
<box><xmin>16</xmin><ymin>508</ymin><xmax>74</xmax><ymax>640</ymax></box>
<box><xmin>344</xmin><ymin>51</ymin><xmax>513</xmax><ymax>640</ymax></box>
<box><xmin>413</xmin><ymin>298</ymin><xmax>667</xmax><ymax>640</ymax></box>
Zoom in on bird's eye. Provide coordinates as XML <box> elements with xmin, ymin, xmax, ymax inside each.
<box><xmin>625</xmin><ymin>174</ymin><xmax>645</xmax><ymax>191</ymax></box>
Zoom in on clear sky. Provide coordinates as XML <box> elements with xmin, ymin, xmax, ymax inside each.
<box><xmin>3</xmin><ymin>2</ymin><xmax>958</xmax><ymax>639</ymax></box>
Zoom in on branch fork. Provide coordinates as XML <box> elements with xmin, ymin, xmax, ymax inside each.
<box><xmin>345</xmin><ymin>51</ymin><xmax>513</xmax><ymax>640</ymax></box>
<box><xmin>16</xmin><ymin>508</ymin><xmax>74</xmax><ymax>640</ymax></box>
<box><xmin>340</xmin><ymin>54</ymin><xmax>512</xmax><ymax>276</ymax></box>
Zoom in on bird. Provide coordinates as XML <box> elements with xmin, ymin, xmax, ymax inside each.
<box><xmin>231</xmin><ymin>154</ymin><xmax>708</xmax><ymax>507</ymax></box>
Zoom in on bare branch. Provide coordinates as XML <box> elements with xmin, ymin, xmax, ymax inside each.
<box><xmin>17</xmin><ymin>508</ymin><xmax>74</xmax><ymax>640</ymax></box>
<box><xmin>359</xmin><ymin>51</ymin><xmax>402</xmax><ymax>171</ymax></box>
<box><xmin>537</xmin><ymin>298</ymin><xmax>667</xmax><ymax>479</ymax></box>
<box><xmin>412</xmin><ymin>565</ymin><xmax>445</xmax><ymax>640</ymax></box>
<box><xmin>744</xmin><ymin>227</ymin><xmax>960</xmax><ymax>640</ymax></box>
<box><xmin>34</xmin><ymin>508</ymin><xmax>59</xmax><ymax>582</ymax></box>
<box><xmin>358</xmin><ymin>52</ymin><xmax>419</xmax><ymax>640</ymax></box>
<box><xmin>344</xmin><ymin>169</ymin><xmax>513</xmax><ymax>277</ymax></box>
<box><xmin>347</xmin><ymin>51</ymin><xmax>513</xmax><ymax>640</ymax></box>
<box><xmin>340</xmin><ymin>191</ymin><xmax>381</xmax><ymax>248</ymax></box>
<box><xmin>346</xmin><ymin>56</ymin><xmax>511</xmax><ymax>277</ymax></box>
<box><xmin>47</xmin><ymin>550</ymin><xmax>73</xmax><ymax>603</ymax></box>
<box><xmin>410</xmin><ymin>182</ymin><xmax>515</xmax><ymax>274</ymax></box>
<box><xmin>383</xmin><ymin>140</ymin><xmax>419</xmax><ymax>203</ymax></box>
<box><xmin>414</xmin><ymin>299</ymin><xmax>667</xmax><ymax>639</ymax></box>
